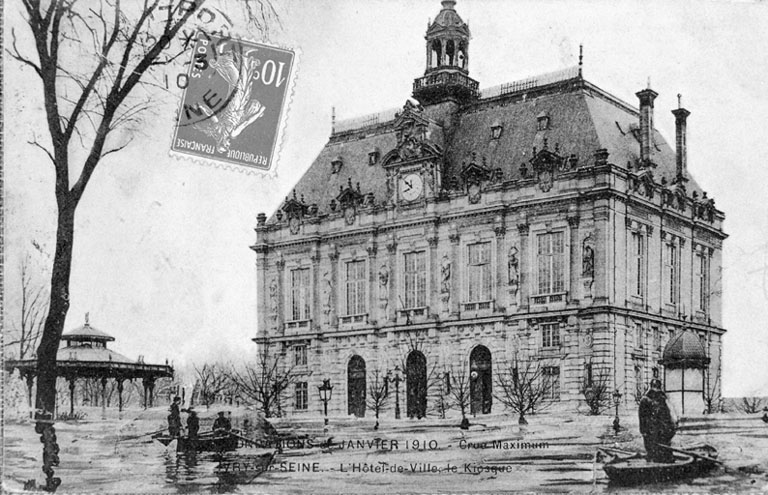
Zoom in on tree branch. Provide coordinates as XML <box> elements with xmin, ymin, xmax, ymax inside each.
<box><xmin>8</xmin><ymin>30</ymin><xmax>42</xmax><ymax>78</ymax></box>
<box><xmin>28</xmin><ymin>139</ymin><xmax>56</xmax><ymax>165</ymax></box>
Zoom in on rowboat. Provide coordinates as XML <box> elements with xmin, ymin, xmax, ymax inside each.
<box><xmin>602</xmin><ymin>444</ymin><xmax>719</xmax><ymax>486</ymax></box>
<box><xmin>214</xmin><ymin>451</ymin><xmax>276</xmax><ymax>484</ymax></box>
<box><xmin>152</xmin><ymin>430</ymin><xmax>241</xmax><ymax>452</ymax></box>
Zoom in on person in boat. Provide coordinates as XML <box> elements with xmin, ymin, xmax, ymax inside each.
<box><xmin>167</xmin><ymin>396</ymin><xmax>182</xmax><ymax>437</ymax></box>
<box><xmin>638</xmin><ymin>379</ymin><xmax>677</xmax><ymax>463</ymax></box>
<box><xmin>213</xmin><ymin>411</ymin><xmax>232</xmax><ymax>433</ymax></box>
<box><xmin>186</xmin><ymin>407</ymin><xmax>200</xmax><ymax>442</ymax></box>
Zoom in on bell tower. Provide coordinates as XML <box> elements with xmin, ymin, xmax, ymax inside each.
<box><xmin>413</xmin><ymin>0</ymin><xmax>479</xmax><ymax>106</ymax></box>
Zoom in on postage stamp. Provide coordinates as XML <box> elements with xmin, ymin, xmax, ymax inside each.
<box><xmin>170</xmin><ymin>31</ymin><xmax>295</xmax><ymax>171</ymax></box>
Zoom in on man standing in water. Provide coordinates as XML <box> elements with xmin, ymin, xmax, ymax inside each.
<box><xmin>167</xmin><ymin>397</ymin><xmax>182</xmax><ymax>437</ymax></box>
<box><xmin>638</xmin><ymin>379</ymin><xmax>677</xmax><ymax>463</ymax></box>
<box><xmin>186</xmin><ymin>407</ymin><xmax>200</xmax><ymax>444</ymax></box>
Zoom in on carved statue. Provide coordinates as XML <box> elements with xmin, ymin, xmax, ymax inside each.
<box><xmin>440</xmin><ymin>255</ymin><xmax>452</xmax><ymax>293</ymax></box>
<box><xmin>321</xmin><ymin>271</ymin><xmax>332</xmax><ymax>323</ymax></box>
<box><xmin>582</xmin><ymin>241</ymin><xmax>594</xmax><ymax>278</ymax></box>
<box><xmin>268</xmin><ymin>278</ymin><xmax>279</xmax><ymax>322</ymax></box>
<box><xmin>378</xmin><ymin>264</ymin><xmax>389</xmax><ymax>294</ymax></box>
<box><xmin>507</xmin><ymin>245</ymin><xmax>519</xmax><ymax>286</ymax></box>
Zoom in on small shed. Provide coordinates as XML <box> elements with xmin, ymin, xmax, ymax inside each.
<box><xmin>660</xmin><ymin>330</ymin><xmax>710</xmax><ymax>416</ymax></box>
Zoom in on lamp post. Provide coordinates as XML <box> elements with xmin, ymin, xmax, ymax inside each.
<box><xmin>612</xmin><ymin>389</ymin><xmax>622</xmax><ymax>435</ymax></box>
<box><xmin>390</xmin><ymin>365</ymin><xmax>402</xmax><ymax>419</ymax></box>
<box><xmin>317</xmin><ymin>379</ymin><xmax>333</xmax><ymax>430</ymax></box>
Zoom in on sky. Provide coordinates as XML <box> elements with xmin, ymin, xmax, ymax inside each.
<box><xmin>4</xmin><ymin>0</ymin><xmax>768</xmax><ymax>396</ymax></box>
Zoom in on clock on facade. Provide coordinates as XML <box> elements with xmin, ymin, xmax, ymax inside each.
<box><xmin>399</xmin><ymin>173</ymin><xmax>424</xmax><ymax>201</ymax></box>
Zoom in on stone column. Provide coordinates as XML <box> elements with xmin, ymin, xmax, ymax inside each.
<box><xmin>148</xmin><ymin>378</ymin><xmax>156</xmax><ymax>408</ymax></box>
<box><xmin>25</xmin><ymin>373</ymin><xmax>34</xmax><ymax>419</ymax></box>
<box><xmin>428</xmin><ymin>228</ymin><xmax>439</xmax><ymax>317</ymax></box>
<box><xmin>101</xmin><ymin>377</ymin><xmax>108</xmax><ymax>419</ymax></box>
<box><xmin>366</xmin><ymin>239</ymin><xmax>378</xmax><ymax>324</ymax></box>
<box><xmin>494</xmin><ymin>218</ymin><xmax>506</xmax><ymax>312</ymax></box>
<box><xmin>275</xmin><ymin>253</ymin><xmax>286</xmax><ymax>335</ymax></box>
<box><xmin>517</xmin><ymin>222</ymin><xmax>530</xmax><ymax>311</ymax></box>
<box><xmin>310</xmin><ymin>245</ymin><xmax>321</xmax><ymax>332</ymax></box>
<box><xmin>68</xmin><ymin>378</ymin><xmax>76</xmax><ymax>416</ymax></box>
<box><xmin>329</xmin><ymin>244</ymin><xmax>340</xmax><ymax>327</ymax></box>
<box><xmin>117</xmin><ymin>379</ymin><xmax>125</xmax><ymax>414</ymax></box>
<box><xmin>567</xmin><ymin>215</ymin><xmax>580</xmax><ymax>306</ymax></box>
<box><xmin>449</xmin><ymin>225</ymin><xmax>461</xmax><ymax>315</ymax></box>
<box><xmin>385</xmin><ymin>236</ymin><xmax>397</xmax><ymax>323</ymax></box>
<box><xmin>593</xmin><ymin>204</ymin><xmax>611</xmax><ymax>304</ymax></box>
<box><xmin>254</xmin><ymin>244</ymin><xmax>269</xmax><ymax>337</ymax></box>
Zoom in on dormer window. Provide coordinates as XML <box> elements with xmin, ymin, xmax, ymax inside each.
<box><xmin>331</xmin><ymin>156</ymin><xmax>343</xmax><ymax>174</ymax></box>
<box><xmin>368</xmin><ymin>148</ymin><xmax>380</xmax><ymax>166</ymax></box>
<box><xmin>491</xmin><ymin>122</ymin><xmax>503</xmax><ymax>140</ymax></box>
<box><xmin>537</xmin><ymin>113</ymin><xmax>550</xmax><ymax>131</ymax></box>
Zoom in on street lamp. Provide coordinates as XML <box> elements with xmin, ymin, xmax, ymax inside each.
<box><xmin>389</xmin><ymin>365</ymin><xmax>402</xmax><ymax>419</ymax></box>
<box><xmin>612</xmin><ymin>389</ymin><xmax>622</xmax><ymax>435</ymax></box>
<box><xmin>317</xmin><ymin>379</ymin><xmax>333</xmax><ymax>428</ymax></box>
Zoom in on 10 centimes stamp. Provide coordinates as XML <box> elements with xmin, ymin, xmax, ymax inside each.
<box><xmin>171</xmin><ymin>31</ymin><xmax>295</xmax><ymax>172</ymax></box>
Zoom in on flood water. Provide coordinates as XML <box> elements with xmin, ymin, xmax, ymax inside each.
<box><xmin>4</xmin><ymin>410</ymin><xmax>768</xmax><ymax>493</ymax></box>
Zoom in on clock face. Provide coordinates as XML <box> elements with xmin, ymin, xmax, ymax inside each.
<box><xmin>400</xmin><ymin>173</ymin><xmax>424</xmax><ymax>201</ymax></box>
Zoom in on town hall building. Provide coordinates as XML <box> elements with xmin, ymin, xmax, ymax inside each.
<box><xmin>252</xmin><ymin>0</ymin><xmax>726</xmax><ymax>419</ymax></box>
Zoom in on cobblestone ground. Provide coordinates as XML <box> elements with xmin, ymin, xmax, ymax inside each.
<box><xmin>4</xmin><ymin>406</ymin><xmax>768</xmax><ymax>493</ymax></box>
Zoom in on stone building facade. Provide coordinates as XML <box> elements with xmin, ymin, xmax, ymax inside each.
<box><xmin>252</xmin><ymin>0</ymin><xmax>726</xmax><ymax>419</ymax></box>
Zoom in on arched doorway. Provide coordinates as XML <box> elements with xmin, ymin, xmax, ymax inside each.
<box><xmin>347</xmin><ymin>355</ymin><xmax>366</xmax><ymax>417</ymax></box>
<box><xmin>470</xmin><ymin>345</ymin><xmax>492</xmax><ymax>414</ymax></box>
<box><xmin>406</xmin><ymin>351</ymin><xmax>427</xmax><ymax>418</ymax></box>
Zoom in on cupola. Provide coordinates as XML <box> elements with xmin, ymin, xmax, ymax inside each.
<box><xmin>413</xmin><ymin>0</ymin><xmax>479</xmax><ymax>106</ymax></box>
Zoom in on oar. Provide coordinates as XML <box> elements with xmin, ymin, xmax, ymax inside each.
<box><xmin>119</xmin><ymin>427</ymin><xmax>168</xmax><ymax>442</ymax></box>
<box><xmin>657</xmin><ymin>444</ymin><xmax>724</xmax><ymax>465</ymax></box>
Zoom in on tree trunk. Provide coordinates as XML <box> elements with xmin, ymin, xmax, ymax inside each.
<box><xmin>34</xmin><ymin>205</ymin><xmax>76</xmax><ymax>492</ymax></box>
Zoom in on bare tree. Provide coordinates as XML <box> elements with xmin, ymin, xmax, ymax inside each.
<box><xmin>192</xmin><ymin>362</ymin><xmax>233</xmax><ymax>408</ymax></box>
<box><xmin>8</xmin><ymin>0</ymin><xmax>278</xmax><ymax>489</ymax></box>
<box><xmin>447</xmin><ymin>364</ymin><xmax>471</xmax><ymax>429</ymax></box>
<box><xmin>494</xmin><ymin>359</ymin><xmax>554</xmax><ymax>425</ymax></box>
<box><xmin>5</xmin><ymin>256</ymin><xmax>48</xmax><ymax>360</ymax></box>
<box><xmin>703</xmin><ymin>371</ymin><xmax>722</xmax><ymax>415</ymax></box>
<box><xmin>431</xmin><ymin>369</ymin><xmax>451</xmax><ymax>420</ymax></box>
<box><xmin>366</xmin><ymin>368</ymin><xmax>390</xmax><ymax>430</ymax></box>
<box><xmin>737</xmin><ymin>397</ymin><xmax>766</xmax><ymax>414</ymax></box>
<box><xmin>228</xmin><ymin>342</ymin><xmax>299</xmax><ymax>418</ymax></box>
<box><xmin>580</xmin><ymin>364</ymin><xmax>612</xmax><ymax>415</ymax></box>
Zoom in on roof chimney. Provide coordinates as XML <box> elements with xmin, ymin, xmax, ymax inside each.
<box><xmin>671</xmin><ymin>94</ymin><xmax>690</xmax><ymax>182</ymax></box>
<box><xmin>635</xmin><ymin>83</ymin><xmax>658</xmax><ymax>166</ymax></box>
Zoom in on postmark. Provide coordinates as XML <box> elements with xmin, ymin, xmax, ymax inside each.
<box><xmin>171</xmin><ymin>31</ymin><xmax>295</xmax><ymax>171</ymax></box>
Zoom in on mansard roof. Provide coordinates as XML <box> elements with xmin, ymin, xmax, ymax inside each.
<box><xmin>661</xmin><ymin>330</ymin><xmax>710</xmax><ymax>369</ymax></box>
<box><xmin>277</xmin><ymin>72</ymin><xmax>706</xmax><ymax>221</ymax></box>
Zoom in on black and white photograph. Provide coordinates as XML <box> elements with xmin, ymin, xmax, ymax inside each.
<box><xmin>3</xmin><ymin>0</ymin><xmax>768</xmax><ymax>493</ymax></box>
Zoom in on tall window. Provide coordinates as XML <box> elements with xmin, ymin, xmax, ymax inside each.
<box><xmin>344</xmin><ymin>260</ymin><xmax>367</xmax><ymax>315</ymax></box>
<box><xmin>404</xmin><ymin>252</ymin><xmax>427</xmax><ymax>309</ymax></box>
<box><xmin>294</xmin><ymin>382</ymin><xmax>308</xmax><ymax>410</ymax></box>
<box><xmin>635</xmin><ymin>322</ymin><xmax>644</xmax><ymax>350</ymax></box>
<box><xmin>467</xmin><ymin>243</ymin><xmax>492</xmax><ymax>302</ymax></box>
<box><xmin>665</xmin><ymin>242</ymin><xmax>679</xmax><ymax>304</ymax></box>
<box><xmin>543</xmin><ymin>366</ymin><xmax>560</xmax><ymax>400</ymax></box>
<box><xmin>630</xmin><ymin>231</ymin><xmax>646</xmax><ymax>298</ymax></box>
<box><xmin>694</xmin><ymin>251</ymin><xmax>710</xmax><ymax>312</ymax></box>
<box><xmin>652</xmin><ymin>326</ymin><xmax>661</xmax><ymax>351</ymax></box>
<box><xmin>293</xmin><ymin>344</ymin><xmax>307</xmax><ymax>367</ymax></box>
<box><xmin>537</xmin><ymin>232</ymin><xmax>565</xmax><ymax>295</ymax></box>
<box><xmin>289</xmin><ymin>268</ymin><xmax>311</xmax><ymax>321</ymax></box>
<box><xmin>542</xmin><ymin>323</ymin><xmax>560</xmax><ymax>348</ymax></box>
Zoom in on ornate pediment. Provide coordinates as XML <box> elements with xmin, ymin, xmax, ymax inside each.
<box><xmin>630</xmin><ymin>170</ymin><xmax>656</xmax><ymax>199</ymax></box>
<box><xmin>282</xmin><ymin>190</ymin><xmax>308</xmax><ymax>218</ymax></box>
<box><xmin>529</xmin><ymin>141</ymin><xmax>564</xmax><ymax>192</ymax></box>
<box><xmin>460</xmin><ymin>153</ymin><xmax>491</xmax><ymax>185</ymax></box>
<box><xmin>382</xmin><ymin>101</ymin><xmax>442</xmax><ymax>166</ymax></box>
<box><xmin>334</xmin><ymin>178</ymin><xmax>365</xmax><ymax>226</ymax></box>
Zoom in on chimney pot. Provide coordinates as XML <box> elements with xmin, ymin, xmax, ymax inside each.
<box><xmin>636</xmin><ymin>87</ymin><xmax>659</xmax><ymax>166</ymax></box>
<box><xmin>672</xmin><ymin>105</ymin><xmax>691</xmax><ymax>181</ymax></box>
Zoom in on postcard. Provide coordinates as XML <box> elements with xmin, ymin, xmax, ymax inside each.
<box><xmin>3</xmin><ymin>0</ymin><xmax>768</xmax><ymax>493</ymax></box>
